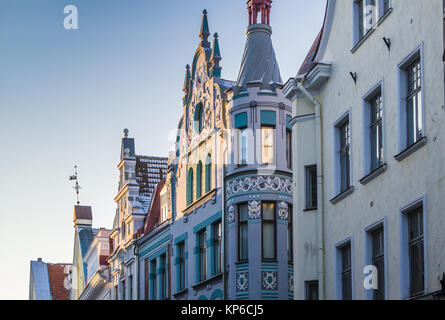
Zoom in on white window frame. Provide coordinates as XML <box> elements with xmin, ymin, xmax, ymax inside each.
<box><xmin>364</xmin><ymin>218</ymin><xmax>388</xmax><ymax>300</ymax></box>
<box><xmin>397</xmin><ymin>43</ymin><xmax>426</xmax><ymax>153</ymax></box>
<box><xmin>362</xmin><ymin>80</ymin><xmax>385</xmax><ymax>177</ymax></box>
<box><xmin>335</xmin><ymin>236</ymin><xmax>354</xmax><ymax>300</ymax></box>
<box><xmin>333</xmin><ymin>109</ymin><xmax>353</xmax><ymax>198</ymax></box>
<box><xmin>399</xmin><ymin>195</ymin><xmax>428</xmax><ymax>300</ymax></box>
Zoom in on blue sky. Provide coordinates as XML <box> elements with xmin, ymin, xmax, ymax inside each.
<box><xmin>0</xmin><ymin>0</ymin><xmax>326</xmax><ymax>299</ymax></box>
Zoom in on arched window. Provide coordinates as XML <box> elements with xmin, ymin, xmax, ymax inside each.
<box><xmin>187</xmin><ymin>168</ymin><xmax>194</xmax><ymax>205</ymax></box>
<box><xmin>194</xmin><ymin>103</ymin><xmax>204</xmax><ymax>134</ymax></box>
<box><xmin>205</xmin><ymin>154</ymin><xmax>212</xmax><ymax>193</ymax></box>
<box><xmin>196</xmin><ymin>161</ymin><xmax>202</xmax><ymax>199</ymax></box>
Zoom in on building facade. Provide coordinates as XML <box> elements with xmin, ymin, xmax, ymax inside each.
<box><xmin>29</xmin><ymin>258</ymin><xmax>72</xmax><ymax>300</ymax></box>
<box><xmin>108</xmin><ymin>130</ymin><xmax>168</xmax><ymax>300</ymax></box>
<box><xmin>284</xmin><ymin>0</ymin><xmax>445</xmax><ymax>300</ymax></box>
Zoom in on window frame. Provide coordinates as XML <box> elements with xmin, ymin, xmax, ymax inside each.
<box><xmin>286</xmin><ymin>127</ymin><xmax>292</xmax><ymax>169</ymax></box>
<box><xmin>238</xmin><ymin>203</ymin><xmax>249</xmax><ymax>262</ymax></box>
<box><xmin>238</xmin><ymin>126</ymin><xmax>249</xmax><ymax>167</ymax></box>
<box><xmin>177</xmin><ymin>241</ymin><xmax>186</xmax><ymax>292</ymax></box>
<box><xmin>196</xmin><ymin>161</ymin><xmax>202</xmax><ymax>199</ymax></box>
<box><xmin>150</xmin><ymin>259</ymin><xmax>157</xmax><ymax>300</ymax></box>
<box><xmin>305</xmin><ymin>280</ymin><xmax>319</xmax><ymax>300</ymax></box>
<box><xmin>397</xmin><ymin>43</ymin><xmax>426</xmax><ymax>157</ymax></box>
<box><xmin>261</xmin><ymin>202</ymin><xmax>277</xmax><ymax>261</ymax></box>
<box><xmin>335</xmin><ymin>237</ymin><xmax>353</xmax><ymax>300</ymax></box>
<box><xmin>333</xmin><ymin>110</ymin><xmax>353</xmax><ymax>199</ymax></box>
<box><xmin>305</xmin><ymin>165</ymin><xmax>318</xmax><ymax>210</ymax></box>
<box><xmin>261</xmin><ymin>125</ymin><xmax>276</xmax><ymax>165</ymax></box>
<box><xmin>198</xmin><ymin>229</ymin><xmax>207</xmax><ymax>282</ymax></box>
<box><xmin>399</xmin><ymin>196</ymin><xmax>427</xmax><ymax>299</ymax></box>
<box><xmin>213</xmin><ymin>221</ymin><xmax>222</xmax><ymax>275</ymax></box>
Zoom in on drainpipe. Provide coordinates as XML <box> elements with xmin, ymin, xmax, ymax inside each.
<box><xmin>133</xmin><ymin>243</ymin><xmax>139</xmax><ymax>300</ymax></box>
<box><xmin>295</xmin><ymin>76</ymin><xmax>325</xmax><ymax>300</ymax></box>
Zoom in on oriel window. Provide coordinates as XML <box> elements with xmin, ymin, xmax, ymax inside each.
<box><xmin>262</xmin><ymin>202</ymin><xmax>276</xmax><ymax>260</ymax></box>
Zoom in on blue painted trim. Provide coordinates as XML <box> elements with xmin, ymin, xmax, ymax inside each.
<box><xmin>193</xmin><ymin>211</ymin><xmax>222</xmax><ymax>233</ymax></box>
<box><xmin>210</xmin><ymin>289</ymin><xmax>223</xmax><ymax>300</ymax></box>
<box><xmin>235</xmin><ymin>112</ymin><xmax>248</xmax><ymax>128</ymax></box>
<box><xmin>233</xmin><ymin>93</ymin><xmax>249</xmax><ymax>100</ymax></box>
<box><xmin>174</xmin><ymin>232</ymin><xmax>188</xmax><ymax>245</ymax></box>
<box><xmin>260</xmin><ymin>110</ymin><xmax>276</xmax><ymax>126</ymax></box>
<box><xmin>139</xmin><ymin>234</ymin><xmax>171</xmax><ymax>259</ymax></box>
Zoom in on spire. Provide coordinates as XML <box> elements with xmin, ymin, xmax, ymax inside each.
<box><xmin>210</xmin><ymin>33</ymin><xmax>222</xmax><ymax>78</ymax></box>
<box><xmin>121</xmin><ymin>128</ymin><xmax>135</xmax><ymax>160</ymax></box>
<box><xmin>183</xmin><ymin>64</ymin><xmax>191</xmax><ymax>102</ymax></box>
<box><xmin>236</xmin><ymin>1</ymin><xmax>282</xmax><ymax>90</ymax></box>
<box><xmin>247</xmin><ymin>0</ymin><xmax>272</xmax><ymax>26</ymax></box>
<box><xmin>199</xmin><ymin>9</ymin><xmax>210</xmax><ymax>48</ymax></box>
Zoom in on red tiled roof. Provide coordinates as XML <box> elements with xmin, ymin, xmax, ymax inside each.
<box><xmin>47</xmin><ymin>264</ymin><xmax>71</xmax><ymax>300</ymax></box>
<box><xmin>143</xmin><ymin>180</ymin><xmax>166</xmax><ymax>235</ymax></box>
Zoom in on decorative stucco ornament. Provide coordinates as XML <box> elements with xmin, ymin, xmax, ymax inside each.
<box><xmin>288</xmin><ymin>273</ymin><xmax>294</xmax><ymax>292</ymax></box>
<box><xmin>277</xmin><ymin>201</ymin><xmax>289</xmax><ymax>220</ymax></box>
<box><xmin>228</xmin><ymin>205</ymin><xmax>235</xmax><ymax>223</ymax></box>
<box><xmin>226</xmin><ymin>175</ymin><xmax>293</xmax><ymax>197</ymax></box>
<box><xmin>248</xmin><ymin>200</ymin><xmax>261</xmax><ymax>219</ymax></box>
<box><xmin>262</xmin><ymin>271</ymin><xmax>278</xmax><ymax>290</ymax></box>
<box><xmin>237</xmin><ymin>272</ymin><xmax>249</xmax><ymax>292</ymax></box>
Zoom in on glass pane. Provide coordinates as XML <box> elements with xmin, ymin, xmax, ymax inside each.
<box><xmin>262</xmin><ymin>126</ymin><xmax>275</xmax><ymax>164</ymax></box>
<box><xmin>240</xmin><ymin>224</ymin><xmax>248</xmax><ymax>260</ymax></box>
<box><xmin>406</xmin><ymin>97</ymin><xmax>415</xmax><ymax>146</ymax></box>
<box><xmin>262</xmin><ymin>222</ymin><xmax>275</xmax><ymax>259</ymax></box>
<box><xmin>262</xmin><ymin>203</ymin><xmax>275</xmax><ymax>220</ymax></box>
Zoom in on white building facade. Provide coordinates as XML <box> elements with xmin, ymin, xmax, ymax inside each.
<box><xmin>284</xmin><ymin>0</ymin><xmax>445</xmax><ymax>300</ymax></box>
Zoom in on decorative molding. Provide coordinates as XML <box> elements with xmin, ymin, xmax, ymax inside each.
<box><xmin>236</xmin><ymin>272</ymin><xmax>249</xmax><ymax>292</ymax></box>
<box><xmin>277</xmin><ymin>201</ymin><xmax>289</xmax><ymax>220</ymax></box>
<box><xmin>248</xmin><ymin>200</ymin><xmax>261</xmax><ymax>219</ymax></box>
<box><xmin>288</xmin><ymin>273</ymin><xmax>294</xmax><ymax>293</ymax></box>
<box><xmin>227</xmin><ymin>205</ymin><xmax>235</xmax><ymax>223</ymax></box>
<box><xmin>262</xmin><ymin>271</ymin><xmax>278</xmax><ymax>290</ymax></box>
<box><xmin>226</xmin><ymin>175</ymin><xmax>293</xmax><ymax>198</ymax></box>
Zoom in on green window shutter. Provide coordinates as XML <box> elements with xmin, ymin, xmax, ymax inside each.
<box><xmin>235</xmin><ymin>113</ymin><xmax>248</xmax><ymax>128</ymax></box>
<box><xmin>187</xmin><ymin>169</ymin><xmax>193</xmax><ymax>205</ymax></box>
<box><xmin>196</xmin><ymin>162</ymin><xmax>202</xmax><ymax>199</ymax></box>
<box><xmin>261</xmin><ymin>110</ymin><xmax>276</xmax><ymax>126</ymax></box>
<box><xmin>286</xmin><ymin>115</ymin><xmax>292</xmax><ymax>130</ymax></box>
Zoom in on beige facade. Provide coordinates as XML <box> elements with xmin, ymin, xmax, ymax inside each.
<box><xmin>284</xmin><ymin>0</ymin><xmax>445</xmax><ymax>300</ymax></box>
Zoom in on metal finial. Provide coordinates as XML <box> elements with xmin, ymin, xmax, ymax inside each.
<box><xmin>124</xmin><ymin>128</ymin><xmax>129</xmax><ymax>137</ymax></box>
<box><xmin>69</xmin><ymin>165</ymin><xmax>81</xmax><ymax>205</ymax></box>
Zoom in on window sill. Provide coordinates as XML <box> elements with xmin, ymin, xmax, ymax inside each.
<box><xmin>394</xmin><ymin>137</ymin><xmax>427</xmax><ymax>162</ymax></box>
<box><xmin>262</xmin><ymin>259</ymin><xmax>278</xmax><ymax>263</ymax></box>
<box><xmin>359</xmin><ymin>164</ymin><xmax>388</xmax><ymax>185</ymax></box>
<box><xmin>303</xmin><ymin>208</ymin><xmax>317</xmax><ymax>212</ymax></box>
<box><xmin>330</xmin><ymin>186</ymin><xmax>355</xmax><ymax>205</ymax></box>
<box><xmin>351</xmin><ymin>8</ymin><xmax>393</xmax><ymax>54</ymax></box>
<box><xmin>192</xmin><ymin>273</ymin><xmax>223</xmax><ymax>291</ymax></box>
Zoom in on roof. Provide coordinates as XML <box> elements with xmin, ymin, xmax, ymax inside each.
<box><xmin>73</xmin><ymin>206</ymin><xmax>92</xmax><ymax>221</ymax></box>
<box><xmin>47</xmin><ymin>264</ymin><xmax>71</xmax><ymax>300</ymax></box>
<box><xmin>143</xmin><ymin>180</ymin><xmax>166</xmax><ymax>235</ymax></box>
<box><xmin>297</xmin><ymin>0</ymin><xmax>328</xmax><ymax>76</ymax></box>
<box><xmin>236</xmin><ymin>24</ymin><xmax>282</xmax><ymax>88</ymax></box>
<box><xmin>30</xmin><ymin>260</ymin><xmax>72</xmax><ymax>300</ymax></box>
<box><xmin>297</xmin><ymin>29</ymin><xmax>323</xmax><ymax>75</ymax></box>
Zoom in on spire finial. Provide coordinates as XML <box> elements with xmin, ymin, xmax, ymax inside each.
<box><xmin>69</xmin><ymin>165</ymin><xmax>81</xmax><ymax>206</ymax></box>
<box><xmin>199</xmin><ymin>9</ymin><xmax>210</xmax><ymax>48</ymax></box>
<box><xmin>211</xmin><ymin>33</ymin><xmax>222</xmax><ymax>77</ymax></box>
<box><xmin>247</xmin><ymin>0</ymin><xmax>272</xmax><ymax>26</ymax></box>
<box><xmin>123</xmin><ymin>128</ymin><xmax>129</xmax><ymax>137</ymax></box>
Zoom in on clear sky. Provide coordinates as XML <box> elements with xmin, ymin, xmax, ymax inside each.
<box><xmin>0</xmin><ymin>0</ymin><xmax>326</xmax><ymax>299</ymax></box>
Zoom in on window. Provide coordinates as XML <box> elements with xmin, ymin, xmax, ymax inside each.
<box><xmin>178</xmin><ymin>241</ymin><xmax>186</xmax><ymax>292</ymax></box>
<box><xmin>196</xmin><ymin>161</ymin><xmax>202</xmax><ymax>199</ymax></box>
<box><xmin>261</xmin><ymin>126</ymin><xmax>275</xmax><ymax>164</ymax></box>
<box><xmin>121</xmin><ymin>279</ymin><xmax>126</xmax><ymax>300</ymax></box>
<box><xmin>305</xmin><ymin>166</ymin><xmax>318</xmax><ymax>210</ymax></box>
<box><xmin>262</xmin><ymin>202</ymin><xmax>276</xmax><ymax>260</ymax></box>
<box><xmin>195</xmin><ymin>103</ymin><xmax>204</xmax><ymax>134</ymax></box>
<box><xmin>150</xmin><ymin>260</ymin><xmax>157</xmax><ymax>300</ymax></box>
<box><xmin>213</xmin><ymin>222</ymin><xmax>222</xmax><ymax>275</ymax></box>
<box><xmin>382</xmin><ymin>0</ymin><xmax>390</xmax><ymax>13</ymax></box>
<box><xmin>288</xmin><ymin>205</ymin><xmax>293</xmax><ymax>261</ymax></box>
<box><xmin>205</xmin><ymin>154</ymin><xmax>211</xmax><ymax>193</ymax></box>
<box><xmin>356</xmin><ymin>0</ymin><xmax>366</xmax><ymax>39</ymax></box>
<box><xmin>408</xmin><ymin>206</ymin><xmax>424</xmax><ymax>297</ymax></box>
<box><xmin>341</xmin><ymin>243</ymin><xmax>352</xmax><ymax>300</ymax></box>
<box><xmin>238</xmin><ymin>127</ymin><xmax>248</xmax><ymax>166</ymax></box>
<box><xmin>198</xmin><ymin>229</ymin><xmax>207</xmax><ymax>282</ymax></box>
<box><xmin>363</xmin><ymin>85</ymin><xmax>384</xmax><ymax>176</ymax></box>
<box><xmin>372</xmin><ymin>227</ymin><xmax>385</xmax><ymax>300</ymax></box>
<box><xmin>128</xmin><ymin>275</ymin><xmax>133</xmax><ymax>300</ymax></box>
<box><xmin>406</xmin><ymin>59</ymin><xmax>423</xmax><ymax>146</ymax></box>
<box><xmin>335</xmin><ymin>115</ymin><xmax>351</xmax><ymax>195</ymax></box>
<box><xmin>160</xmin><ymin>254</ymin><xmax>167</xmax><ymax>300</ymax></box>
<box><xmin>305</xmin><ymin>281</ymin><xmax>319</xmax><ymax>300</ymax></box>
<box><xmin>186</xmin><ymin>168</ymin><xmax>193</xmax><ymax>205</ymax></box>
<box><xmin>238</xmin><ymin>203</ymin><xmax>249</xmax><ymax>261</ymax></box>
<box><xmin>286</xmin><ymin>127</ymin><xmax>292</xmax><ymax>169</ymax></box>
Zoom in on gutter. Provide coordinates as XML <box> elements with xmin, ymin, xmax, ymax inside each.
<box><xmin>294</xmin><ymin>75</ymin><xmax>325</xmax><ymax>300</ymax></box>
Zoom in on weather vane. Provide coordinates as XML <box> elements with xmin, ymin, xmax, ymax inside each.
<box><xmin>69</xmin><ymin>165</ymin><xmax>81</xmax><ymax>205</ymax></box>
